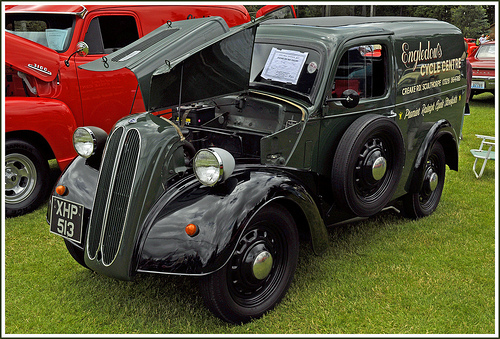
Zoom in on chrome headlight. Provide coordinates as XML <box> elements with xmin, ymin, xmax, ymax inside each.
<box><xmin>193</xmin><ymin>148</ymin><xmax>235</xmax><ymax>186</ymax></box>
<box><xmin>73</xmin><ymin>127</ymin><xmax>107</xmax><ymax>158</ymax></box>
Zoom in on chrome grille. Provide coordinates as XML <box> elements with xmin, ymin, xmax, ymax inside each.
<box><xmin>86</xmin><ymin>127</ymin><xmax>141</xmax><ymax>265</ymax></box>
<box><xmin>102</xmin><ymin>129</ymin><xmax>140</xmax><ymax>265</ymax></box>
<box><xmin>87</xmin><ymin>127</ymin><xmax>123</xmax><ymax>259</ymax></box>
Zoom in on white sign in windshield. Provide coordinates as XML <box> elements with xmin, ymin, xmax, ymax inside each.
<box><xmin>46</xmin><ymin>29</ymin><xmax>70</xmax><ymax>51</ymax></box>
<box><xmin>261</xmin><ymin>48</ymin><xmax>308</xmax><ymax>85</ymax></box>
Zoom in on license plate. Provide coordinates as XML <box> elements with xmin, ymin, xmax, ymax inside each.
<box><xmin>50</xmin><ymin>196</ymin><xmax>84</xmax><ymax>244</ymax></box>
<box><xmin>471</xmin><ymin>81</ymin><xmax>485</xmax><ymax>89</ymax></box>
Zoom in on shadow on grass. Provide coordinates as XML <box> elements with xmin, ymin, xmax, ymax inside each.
<box><xmin>324</xmin><ymin>207</ymin><xmax>406</xmax><ymax>256</ymax></box>
<box><xmin>288</xmin><ymin>207</ymin><xmax>408</xmax><ymax>291</ymax></box>
<box><xmin>65</xmin><ymin>268</ymin><xmax>220</xmax><ymax>330</ymax></box>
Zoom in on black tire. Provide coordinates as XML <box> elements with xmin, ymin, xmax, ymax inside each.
<box><xmin>64</xmin><ymin>240</ymin><xmax>89</xmax><ymax>269</ymax></box>
<box><xmin>403</xmin><ymin>141</ymin><xmax>446</xmax><ymax>219</ymax></box>
<box><xmin>332</xmin><ymin>114</ymin><xmax>404</xmax><ymax>217</ymax></box>
<box><xmin>199</xmin><ymin>203</ymin><xmax>299</xmax><ymax>324</ymax></box>
<box><xmin>5</xmin><ymin>139</ymin><xmax>51</xmax><ymax>217</ymax></box>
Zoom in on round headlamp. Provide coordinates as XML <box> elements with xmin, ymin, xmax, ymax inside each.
<box><xmin>73</xmin><ymin>127</ymin><xmax>107</xmax><ymax>158</ymax></box>
<box><xmin>193</xmin><ymin>148</ymin><xmax>235</xmax><ymax>186</ymax></box>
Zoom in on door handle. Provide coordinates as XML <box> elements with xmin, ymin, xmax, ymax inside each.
<box><xmin>384</xmin><ymin>110</ymin><xmax>397</xmax><ymax>119</ymax></box>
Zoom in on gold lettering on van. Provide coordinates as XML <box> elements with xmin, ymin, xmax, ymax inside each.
<box><xmin>404</xmin><ymin>107</ymin><xmax>421</xmax><ymax>119</ymax></box>
<box><xmin>399</xmin><ymin>95</ymin><xmax>460</xmax><ymax>120</ymax></box>
<box><xmin>401</xmin><ymin>41</ymin><xmax>442</xmax><ymax>71</ymax></box>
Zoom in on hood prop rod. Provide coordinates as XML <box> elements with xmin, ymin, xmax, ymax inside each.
<box><xmin>175</xmin><ymin>62</ymin><xmax>184</xmax><ymax>126</ymax></box>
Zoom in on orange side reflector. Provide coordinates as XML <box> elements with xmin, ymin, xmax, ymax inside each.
<box><xmin>185</xmin><ymin>223</ymin><xmax>198</xmax><ymax>237</ymax></box>
<box><xmin>55</xmin><ymin>185</ymin><xmax>67</xmax><ymax>196</ymax></box>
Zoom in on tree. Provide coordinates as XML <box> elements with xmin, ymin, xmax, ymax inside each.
<box><xmin>295</xmin><ymin>5</ymin><xmax>324</xmax><ymax>18</ymax></box>
<box><xmin>407</xmin><ymin>5</ymin><xmax>453</xmax><ymax>22</ymax></box>
<box><xmin>244</xmin><ymin>5</ymin><xmax>263</xmax><ymax>18</ymax></box>
<box><xmin>450</xmin><ymin>5</ymin><xmax>489</xmax><ymax>39</ymax></box>
<box><xmin>245</xmin><ymin>4</ymin><xmax>494</xmax><ymax>39</ymax></box>
<box><xmin>483</xmin><ymin>5</ymin><xmax>496</xmax><ymax>28</ymax></box>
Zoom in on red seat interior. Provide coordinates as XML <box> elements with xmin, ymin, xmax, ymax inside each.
<box><xmin>333</xmin><ymin>79</ymin><xmax>359</xmax><ymax>97</ymax></box>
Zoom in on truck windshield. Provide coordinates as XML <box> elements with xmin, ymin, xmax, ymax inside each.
<box><xmin>476</xmin><ymin>43</ymin><xmax>495</xmax><ymax>60</ymax></box>
<box><xmin>250</xmin><ymin>42</ymin><xmax>321</xmax><ymax>103</ymax></box>
<box><xmin>6</xmin><ymin>13</ymin><xmax>75</xmax><ymax>52</ymax></box>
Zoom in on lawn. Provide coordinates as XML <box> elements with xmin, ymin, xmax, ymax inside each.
<box><xmin>2</xmin><ymin>93</ymin><xmax>497</xmax><ymax>335</ymax></box>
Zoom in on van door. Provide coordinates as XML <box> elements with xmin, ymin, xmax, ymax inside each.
<box><xmin>75</xmin><ymin>12</ymin><xmax>145</xmax><ymax>132</ymax></box>
<box><xmin>325</xmin><ymin>36</ymin><xmax>396</xmax><ymax>118</ymax></box>
<box><xmin>317</xmin><ymin>36</ymin><xmax>396</xmax><ymax>178</ymax></box>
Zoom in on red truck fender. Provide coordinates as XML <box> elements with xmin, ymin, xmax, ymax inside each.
<box><xmin>6</xmin><ymin>97</ymin><xmax>78</xmax><ymax>170</ymax></box>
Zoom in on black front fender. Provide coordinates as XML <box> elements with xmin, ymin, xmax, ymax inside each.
<box><xmin>137</xmin><ymin>169</ymin><xmax>328</xmax><ymax>276</ymax></box>
<box><xmin>46</xmin><ymin>155</ymin><xmax>99</xmax><ymax>250</ymax></box>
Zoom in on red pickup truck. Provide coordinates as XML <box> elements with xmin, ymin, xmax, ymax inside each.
<box><xmin>4</xmin><ymin>4</ymin><xmax>296</xmax><ymax>217</ymax></box>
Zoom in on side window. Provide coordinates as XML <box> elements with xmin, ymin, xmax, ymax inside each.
<box><xmin>262</xmin><ymin>6</ymin><xmax>296</xmax><ymax>19</ymax></box>
<box><xmin>84</xmin><ymin>15</ymin><xmax>139</xmax><ymax>55</ymax></box>
<box><xmin>333</xmin><ymin>44</ymin><xmax>387</xmax><ymax>99</ymax></box>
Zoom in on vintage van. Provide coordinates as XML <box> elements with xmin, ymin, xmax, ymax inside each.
<box><xmin>48</xmin><ymin>16</ymin><xmax>467</xmax><ymax>324</ymax></box>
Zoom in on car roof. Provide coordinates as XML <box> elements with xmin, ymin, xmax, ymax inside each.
<box><xmin>5</xmin><ymin>4</ymin><xmax>248</xmax><ymax>18</ymax></box>
<box><xmin>261</xmin><ymin>16</ymin><xmax>437</xmax><ymax>28</ymax></box>
<box><xmin>5</xmin><ymin>4</ymin><xmax>88</xmax><ymax>16</ymax></box>
<box><xmin>257</xmin><ymin>16</ymin><xmax>460</xmax><ymax>51</ymax></box>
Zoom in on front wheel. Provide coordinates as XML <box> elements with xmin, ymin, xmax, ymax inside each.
<box><xmin>5</xmin><ymin>139</ymin><xmax>51</xmax><ymax>217</ymax></box>
<box><xmin>199</xmin><ymin>203</ymin><xmax>299</xmax><ymax>324</ymax></box>
<box><xmin>403</xmin><ymin>141</ymin><xmax>446</xmax><ymax>219</ymax></box>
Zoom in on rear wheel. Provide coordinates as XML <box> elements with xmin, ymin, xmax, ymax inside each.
<box><xmin>403</xmin><ymin>141</ymin><xmax>446</xmax><ymax>219</ymax></box>
<box><xmin>199</xmin><ymin>203</ymin><xmax>299</xmax><ymax>324</ymax></box>
<box><xmin>5</xmin><ymin>139</ymin><xmax>50</xmax><ymax>217</ymax></box>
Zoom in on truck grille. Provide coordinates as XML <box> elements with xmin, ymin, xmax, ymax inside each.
<box><xmin>87</xmin><ymin>127</ymin><xmax>141</xmax><ymax>266</ymax></box>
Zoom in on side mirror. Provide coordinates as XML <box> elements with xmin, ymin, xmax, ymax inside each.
<box><xmin>75</xmin><ymin>41</ymin><xmax>89</xmax><ymax>57</ymax></box>
<box><xmin>326</xmin><ymin>89</ymin><xmax>360</xmax><ymax>108</ymax></box>
<box><xmin>64</xmin><ymin>41</ymin><xmax>89</xmax><ymax>67</ymax></box>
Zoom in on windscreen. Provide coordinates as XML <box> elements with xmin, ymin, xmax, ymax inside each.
<box><xmin>250</xmin><ymin>43</ymin><xmax>322</xmax><ymax>102</ymax></box>
<box><xmin>6</xmin><ymin>13</ymin><xmax>75</xmax><ymax>52</ymax></box>
<box><xmin>476</xmin><ymin>43</ymin><xmax>495</xmax><ymax>60</ymax></box>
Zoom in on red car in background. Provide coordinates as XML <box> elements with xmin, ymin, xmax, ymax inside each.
<box><xmin>464</xmin><ymin>37</ymin><xmax>477</xmax><ymax>55</ymax></box>
<box><xmin>467</xmin><ymin>40</ymin><xmax>495</xmax><ymax>98</ymax></box>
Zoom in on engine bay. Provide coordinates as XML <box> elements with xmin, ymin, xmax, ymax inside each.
<box><xmin>174</xmin><ymin>93</ymin><xmax>304</xmax><ymax>161</ymax></box>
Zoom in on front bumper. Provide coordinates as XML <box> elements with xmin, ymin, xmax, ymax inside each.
<box><xmin>471</xmin><ymin>75</ymin><xmax>495</xmax><ymax>91</ymax></box>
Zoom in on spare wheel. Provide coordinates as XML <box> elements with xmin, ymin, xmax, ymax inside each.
<box><xmin>332</xmin><ymin>114</ymin><xmax>404</xmax><ymax>217</ymax></box>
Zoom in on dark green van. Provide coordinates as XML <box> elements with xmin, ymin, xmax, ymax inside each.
<box><xmin>48</xmin><ymin>16</ymin><xmax>467</xmax><ymax>324</ymax></box>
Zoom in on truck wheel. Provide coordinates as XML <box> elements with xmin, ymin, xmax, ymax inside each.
<box><xmin>64</xmin><ymin>240</ymin><xmax>89</xmax><ymax>269</ymax></box>
<box><xmin>332</xmin><ymin>114</ymin><xmax>404</xmax><ymax>217</ymax></box>
<box><xmin>199</xmin><ymin>203</ymin><xmax>299</xmax><ymax>324</ymax></box>
<box><xmin>403</xmin><ymin>141</ymin><xmax>446</xmax><ymax>219</ymax></box>
<box><xmin>5</xmin><ymin>139</ymin><xmax>50</xmax><ymax>217</ymax></box>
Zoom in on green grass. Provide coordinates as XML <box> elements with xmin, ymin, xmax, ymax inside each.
<box><xmin>3</xmin><ymin>93</ymin><xmax>496</xmax><ymax>334</ymax></box>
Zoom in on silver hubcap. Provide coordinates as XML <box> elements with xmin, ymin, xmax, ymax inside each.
<box><xmin>372</xmin><ymin>156</ymin><xmax>387</xmax><ymax>181</ymax></box>
<box><xmin>252</xmin><ymin>250</ymin><xmax>273</xmax><ymax>280</ymax></box>
<box><xmin>427</xmin><ymin>172</ymin><xmax>438</xmax><ymax>192</ymax></box>
<box><xmin>5</xmin><ymin>153</ymin><xmax>37</xmax><ymax>204</ymax></box>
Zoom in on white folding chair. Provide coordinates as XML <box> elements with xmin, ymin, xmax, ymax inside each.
<box><xmin>470</xmin><ymin>134</ymin><xmax>495</xmax><ymax>178</ymax></box>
